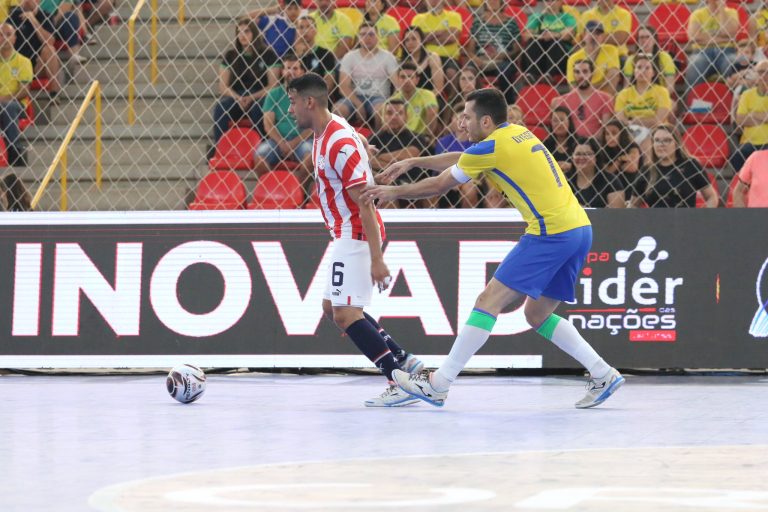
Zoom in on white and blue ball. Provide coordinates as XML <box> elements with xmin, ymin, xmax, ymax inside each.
<box><xmin>166</xmin><ymin>364</ymin><xmax>206</xmax><ymax>403</ymax></box>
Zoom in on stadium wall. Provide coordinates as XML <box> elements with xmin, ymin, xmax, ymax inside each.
<box><xmin>0</xmin><ymin>209</ymin><xmax>766</xmax><ymax>370</ymax></box>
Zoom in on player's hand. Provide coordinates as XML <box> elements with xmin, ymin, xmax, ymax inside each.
<box><xmin>371</xmin><ymin>259</ymin><xmax>391</xmax><ymax>292</ymax></box>
<box><xmin>378</xmin><ymin>159</ymin><xmax>413</xmax><ymax>184</ymax></box>
<box><xmin>362</xmin><ymin>184</ymin><xmax>399</xmax><ymax>205</ymax></box>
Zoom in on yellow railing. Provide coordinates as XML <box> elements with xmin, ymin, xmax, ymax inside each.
<box><xmin>127</xmin><ymin>0</ymin><xmax>158</xmax><ymax>124</ymax></box>
<box><xmin>178</xmin><ymin>0</ymin><xmax>185</xmax><ymax>25</ymax></box>
<box><xmin>31</xmin><ymin>81</ymin><xmax>102</xmax><ymax>211</ymax></box>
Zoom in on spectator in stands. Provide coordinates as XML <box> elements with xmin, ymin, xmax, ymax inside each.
<box><xmin>615</xmin><ymin>54</ymin><xmax>671</xmax><ymax>152</ymax></box>
<box><xmin>686</xmin><ymin>0</ymin><xmax>740</xmax><ymax>88</ymax></box>
<box><xmin>733</xmin><ymin>149</ymin><xmax>768</xmax><ymax>206</ymax></box>
<box><xmin>749</xmin><ymin>0</ymin><xmax>768</xmax><ymax>50</ymax></box>
<box><xmin>37</xmin><ymin>0</ymin><xmax>84</xmax><ymax>61</ymax></box>
<box><xmin>578</xmin><ymin>0</ymin><xmax>632</xmax><ymax>61</ymax></box>
<box><xmin>364</xmin><ymin>0</ymin><xmax>400</xmax><ymax>53</ymax></box>
<box><xmin>435</xmin><ymin>106</ymin><xmax>472</xmax><ymax>154</ymax></box>
<box><xmin>311</xmin><ymin>0</ymin><xmax>356</xmax><ymax>59</ymax></box>
<box><xmin>618</xmin><ymin>141</ymin><xmax>647</xmax><ymax>207</ymax></box>
<box><xmin>597</xmin><ymin>118</ymin><xmax>633</xmax><ymax>175</ymax></box>
<box><xmin>643</xmin><ymin>124</ymin><xmax>718</xmax><ymax>207</ymax></box>
<box><xmin>389</xmin><ymin>61</ymin><xmax>439</xmax><ymax>140</ymax></box>
<box><xmin>727</xmin><ymin>40</ymin><xmax>763</xmax><ymax>90</ymax></box>
<box><xmin>2</xmin><ymin>173</ymin><xmax>31</xmax><ymax>210</ymax></box>
<box><xmin>544</xmin><ymin>106</ymin><xmax>578</xmax><ymax>175</ymax></box>
<box><xmin>399</xmin><ymin>26</ymin><xmax>445</xmax><ymax>94</ymax></box>
<box><xmin>552</xmin><ymin>59</ymin><xmax>613</xmax><ymax>139</ymax></box>
<box><xmin>211</xmin><ymin>18</ymin><xmax>280</xmax><ymax>149</ymax></box>
<box><xmin>8</xmin><ymin>0</ymin><xmax>61</xmax><ymax>95</ymax></box>
<box><xmin>334</xmin><ymin>22</ymin><xmax>398</xmax><ymax>125</ymax></box>
<box><xmin>411</xmin><ymin>0</ymin><xmax>462</xmax><ymax>82</ymax></box>
<box><xmin>250</xmin><ymin>0</ymin><xmax>302</xmax><ymax>58</ymax></box>
<box><xmin>567</xmin><ymin>21</ymin><xmax>620</xmax><ymax>95</ymax></box>
<box><xmin>0</xmin><ymin>23</ymin><xmax>32</xmax><ymax>167</ymax></box>
<box><xmin>80</xmin><ymin>0</ymin><xmax>115</xmax><ymax>32</ymax></box>
<box><xmin>569</xmin><ymin>137</ymin><xmax>626</xmax><ymax>207</ymax></box>
<box><xmin>293</xmin><ymin>15</ymin><xmax>337</xmax><ymax>92</ymax></box>
<box><xmin>443</xmin><ymin>64</ymin><xmax>478</xmax><ymax>124</ymax></box>
<box><xmin>253</xmin><ymin>52</ymin><xmax>312</xmax><ymax>181</ymax></box>
<box><xmin>507</xmin><ymin>104</ymin><xmax>523</xmax><ymax>125</ymax></box>
<box><xmin>521</xmin><ymin>0</ymin><xmax>577</xmax><ymax>81</ymax></box>
<box><xmin>733</xmin><ymin>60</ymin><xmax>768</xmax><ymax>171</ymax></box>
<box><xmin>624</xmin><ymin>26</ymin><xmax>677</xmax><ymax>93</ymax></box>
<box><xmin>466</xmin><ymin>0</ymin><xmax>520</xmax><ymax>76</ymax></box>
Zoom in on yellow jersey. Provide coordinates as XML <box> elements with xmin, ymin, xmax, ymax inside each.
<box><xmin>623</xmin><ymin>51</ymin><xmax>677</xmax><ymax>80</ymax></box>
<box><xmin>0</xmin><ymin>50</ymin><xmax>32</xmax><ymax>97</ymax></box>
<box><xmin>615</xmin><ymin>84</ymin><xmax>672</xmax><ymax>120</ymax></box>
<box><xmin>451</xmin><ymin>123</ymin><xmax>590</xmax><ymax>236</ymax></box>
<box><xmin>411</xmin><ymin>9</ymin><xmax>463</xmax><ymax>59</ymax></box>
<box><xmin>689</xmin><ymin>6</ymin><xmax>739</xmax><ymax>49</ymax></box>
<box><xmin>737</xmin><ymin>87</ymin><xmax>768</xmax><ymax>145</ymax></box>
<box><xmin>390</xmin><ymin>88</ymin><xmax>438</xmax><ymax>135</ymax></box>
<box><xmin>311</xmin><ymin>10</ymin><xmax>356</xmax><ymax>53</ymax></box>
<box><xmin>579</xmin><ymin>5</ymin><xmax>633</xmax><ymax>56</ymax></box>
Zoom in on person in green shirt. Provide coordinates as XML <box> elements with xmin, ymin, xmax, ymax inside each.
<box><xmin>253</xmin><ymin>52</ymin><xmax>313</xmax><ymax>180</ymax></box>
<box><xmin>521</xmin><ymin>0</ymin><xmax>577</xmax><ymax>80</ymax></box>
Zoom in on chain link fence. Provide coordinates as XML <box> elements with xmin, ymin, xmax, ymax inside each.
<box><xmin>3</xmin><ymin>0</ymin><xmax>761</xmax><ymax>211</ymax></box>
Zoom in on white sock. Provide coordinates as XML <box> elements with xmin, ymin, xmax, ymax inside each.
<box><xmin>433</xmin><ymin>324</ymin><xmax>491</xmax><ymax>391</ymax></box>
<box><xmin>537</xmin><ymin>314</ymin><xmax>610</xmax><ymax>377</ymax></box>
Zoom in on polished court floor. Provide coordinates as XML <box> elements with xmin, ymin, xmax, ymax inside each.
<box><xmin>1</xmin><ymin>373</ymin><xmax>767</xmax><ymax>511</ymax></box>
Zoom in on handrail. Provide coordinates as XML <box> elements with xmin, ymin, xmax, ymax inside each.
<box><xmin>127</xmin><ymin>0</ymin><xmax>158</xmax><ymax>124</ymax></box>
<box><xmin>31</xmin><ymin>81</ymin><xmax>102</xmax><ymax>211</ymax></box>
<box><xmin>178</xmin><ymin>0</ymin><xmax>185</xmax><ymax>25</ymax></box>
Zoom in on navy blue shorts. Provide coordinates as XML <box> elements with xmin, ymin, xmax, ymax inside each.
<box><xmin>494</xmin><ymin>225</ymin><xmax>592</xmax><ymax>303</ymax></box>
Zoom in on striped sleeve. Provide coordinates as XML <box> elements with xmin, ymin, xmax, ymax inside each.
<box><xmin>330</xmin><ymin>138</ymin><xmax>368</xmax><ymax>188</ymax></box>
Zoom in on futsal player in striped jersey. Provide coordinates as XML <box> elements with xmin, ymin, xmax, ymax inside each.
<box><xmin>287</xmin><ymin>72</ymin><xmax>425</xmax><ymax>407</ymax></box>
<box><xmin>364</xmin><ymin>88</ymin><xmax>625</xmax><ymax>408</ymax></box>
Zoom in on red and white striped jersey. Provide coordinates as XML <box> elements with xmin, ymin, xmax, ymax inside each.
<box><xmin>312</xmin><ymin>114</ymin><xmax>385</xmax><ymax>241</ymax></box>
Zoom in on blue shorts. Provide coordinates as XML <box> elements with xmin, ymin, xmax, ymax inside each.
<box><xmin>494</xmin><ymin>225</ymin><xmax>592</xmax><ymax>303</ymax></box>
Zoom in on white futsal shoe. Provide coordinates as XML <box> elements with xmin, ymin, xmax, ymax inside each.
<box><xmin>392</xmin><ymin>369</ymin><xmax>448</xmax><ymax>407</ymax></box>
<box><xmin>401</xmin><ymin>354</ymin><xmax>425</xmax><ymax>374</ymax></box>
<box><xmin>575</xmin><ymin>367</ymin><xmax>625</xmax><ymax>409</ymax></box>
<box><xmin>364</xmin><ymin>384</ymin><xmax>420</xmax><ymax>407</ymax></box>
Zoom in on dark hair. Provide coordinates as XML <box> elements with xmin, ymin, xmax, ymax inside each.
<box><xmin>284</xmin><ymin>0</ymin><xmax>302</xmax><ymax>6</ymax></box>
<box><xmin>631</xmin><ymin>53</ymin><xmax>658</xmax><ymax>86</ymax></box>
<box><xmin>3</xmin><ymin>174</ymin><xmax>31</xmax><ymax>212</ymax></box>
<box><xmin>400</xmin><ymin>61</ymin><xmax>419</xmax><ymax>74</ymax></box>
<box><xmin>602</xmin><ymin>119</ymin><xmax>632</xmax><ymax>148</ymax></box>
<box><xmin>234</xmin><ymin>17</ymin><xmax>265</xmax><ymax>53</ymax></box>
<box><xmin>466</xmin><ymin>88</ymin><xmax>508</xmax><ymax>125</ymax></box>
<box><xmin>359</xmin><ymin>21</ymin><xmax>377</xmax><ymax>31</ymax></box>
<box><xmin>282</xmin><ymin>51</ymin><xmax>301</xmax><ymax>64</ymax></box>
<box><xmin>551</xmin><ymin>106</ymin><xmax>576</xmax><ymax>137</ymax></box>
<box><xmin>636</xmin><ymin>25</ymin><xmax>666</xmax><ymax>86</ymax></box>
<box><xmin>288</xmin><ymin>72</ymin><xmax>328</xmax><ymax>101</ymax></box>
<box><xmin>573</xmin><ymin>59</ymin><xmax>595</xmax><ymax>73</ymax></box>
<box><xmin>401</xmin><ymin>27</ymin><xmax>428</xmax><ymax>63</ymax></box>
<box><xmin>386</xmin><ymin>98</ymin><xmax>407</xmax><ymax>107</ymax></box>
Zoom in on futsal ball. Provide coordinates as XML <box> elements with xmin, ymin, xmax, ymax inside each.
<box><xmin>166</xmin><ymin>364</ymin><xmax>206</xmax><ymax>403</ymax></box>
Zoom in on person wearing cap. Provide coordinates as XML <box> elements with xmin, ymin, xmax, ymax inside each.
<box><xmin>578</xmin><ymin>0</ymin><xmax>632</xmax><ymax>60</ymax></box>
<box><xmin>566</xmin><ymin>20</ymin><xmax>621</xmax><ymax>95</ymax></box>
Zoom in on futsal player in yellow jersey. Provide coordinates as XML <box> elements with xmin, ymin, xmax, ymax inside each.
<box><xmin>363</xmin><ymin>89</ymin><xmax>624</xmax><ymax>409</ymax></box>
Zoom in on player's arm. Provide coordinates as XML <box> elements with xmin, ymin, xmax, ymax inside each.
<box><xmin>377</xmin><ymin>152</ymin><xmax>463</xmax><ymax>184</ymax></box>
<box><xmin>363</xmin><ymin>166</ymin><xmax>462</xmax><ymax>203</ymax></box>
<box><xmin>347</xmin><ymin>185</ymin><xmax>390</xmax><ymax>290</ymax></box>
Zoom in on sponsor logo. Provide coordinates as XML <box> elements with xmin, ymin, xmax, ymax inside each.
<box><xmin>566</xmin><ymin>236</ymin><xmax>682</xmax><ymax>341</ymax></box>
<box><xmin>749</xmin><ymin>257</ymin><xmax>768</xmax><ymax>338</ymax></box>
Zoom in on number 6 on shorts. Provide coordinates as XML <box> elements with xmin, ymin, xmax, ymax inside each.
<box><xmin>332</xmin><ymin>262</ymin><xmax>344</xmax><ymax>286</ymax></box>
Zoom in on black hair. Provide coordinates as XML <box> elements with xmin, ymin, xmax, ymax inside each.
<box><xmin>3</xmin><ymin>174</ymin><xmax>31</xmax><ymax>212</ymax></box>
<box><xmin>465</xmin><ymin>88</ymin><xmax>508</xmax><ymax>125</ymax></box>
<box><xmin>287</xmin><ymin>72</ymin><xmax>328</xmax><ymax>101</ymax></box>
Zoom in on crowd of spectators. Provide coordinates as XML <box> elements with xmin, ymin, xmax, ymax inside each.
<box><xmin>211</xmin><ymin>0</ymin><xmax>768</xmax><ymax>208</ymax></box>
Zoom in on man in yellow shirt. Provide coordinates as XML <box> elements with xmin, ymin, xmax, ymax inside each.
<box><xmin>578</xmin><ymin>0</ymin><xmax>632</xmax><ymax>58</ymax></box>
<box><xmin>411</xmin><ymin>0</ymin><xmax>462</xmax><ymax>72</ymax></box>
<box><xmin>733</xmin><ymin>61</ymin><xmax>768</xmax><ymax>170</ymax></box>
<box><xmin>566</xmin><ymin>21</ymin><xmax>621</xmax><ymax>94</ymax></box>
<box><xmin>389</xmin><ymin>62</ymin><xmax>439</xmax><ymax>140</ymax></box>
<box><xmin>686</xmin><ymin>0</ymin><xmax>740</xmax><ymax>87</ymax></box>
<box><xmin>364</xmin><ymin>88</ymin><xmax>624</xmax><ymax>409</ymax></box>
<box><xmin>0</xmin><ymin>23</ymin><xmax>31</xmax><ymax>166</ymax></box>
<box><xmin>311</xmin><ymin>0</ymin><xmax>356</xmax><ymax>59</ymax></box>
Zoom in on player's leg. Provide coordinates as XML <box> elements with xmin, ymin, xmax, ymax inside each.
<box><xmin>392</xmin><ymin>277</ymin><xmax>524</xmax><ymax>407</ymax></box>
<box><xmin>533</xmin><ymin>226</ymin><xmax>625</xmax><ymax>408</ymax></box>
<box><xmin>363</xmin><ymin>312</ymin><xmax>424</xmax><ymax>374</ymax></box>
<box><xmin>322</xmin><ymin>239</ymin><xmax>418</xmax><ymax>407</ymax></box>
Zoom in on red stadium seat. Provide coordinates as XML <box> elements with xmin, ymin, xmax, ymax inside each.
<box><xmin>683</xmin><ymin>83</ymin><xmax>733</xmax><ymax>125</ymax></box>
<box><xmin>726</xmin><ymin>174</ymin><xmax>740</xmax><ymax>207</ymax></box>
<box><xmin>683</xmin><ymin>125</ymin><xmax>730</xmax><ymax>169</ymax></box>
<box><xmin>516</xmin><ymin>84</ymin><xmax>559</xmax><ymax>126</ymax></box>
<box><xmin>733</xmin><ymin>4</ymin><xmax>750</xmax><ymax>40</ymax></box>
<box><xmin>446</xmin><ymin>6</ymin><xmax>473</xmax><ymax>45</ymax></box>
<box><xmin>695</xmin><ymin>172</ymin><xmax>720</xmax><ymax>208</ymax></box>
<box><xmin>565</xmin><ymin>0</ymin><xmax>591</xmax><ymax>6</ymax></box>
<box><xmin>30</xmin><ymin>78</ymin><xmax>53</xmax><ymax>92</ymax></box>
<box><xmin>386</xmin><ymin>6</ymin><xmax>417</xmax><ymax>35</ymax></box>
<box><xmin>503</xmin><ymin>5</ymin><xmax>528</xmax><ymax>28</ymax></box>
<box><xmin>189</xmin><ymin>171</ymin><xmax>246</xmax><ymax>210</ymax></box>
<box><xmin>648</xmin><ymin>3</ymin><xmax>691</xmax><ymax>44</ymax></box>
<box><xmin>209</xmin><ymin>127</ymin><xmax>262</xmax><ymax>171</ymax></box>
<box><xmin>617</xmin><ymin>0</ymin><xmax>642</xmax><ymax>5</ymax></box>
<box><xmin>507</xmin><ymin>0</ymin><xmax>537</xmax><ymax>7</ymax></box>
<box><xmin>304</xmin><ymin>188</ymin><xmax>321</xmax><ymax>209</ymax></box>
<box><xmin>0</xmin><ymin>136</ymin><xmax>8</xmax><ymax>167</ymax></box>
<box><xmin>529</xmin><ymin>125</ymin><xmax>549</xmax><ymax>141</ymax></box>
<box><xmin>18</xmin><ymin>101</ymin><xmax>34</xmax><ymax>131</ymax></box>
<box><xmin>248</xmin><ymin>170</ymin><xmax>304</xmax><ymax>209</ymax></box>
